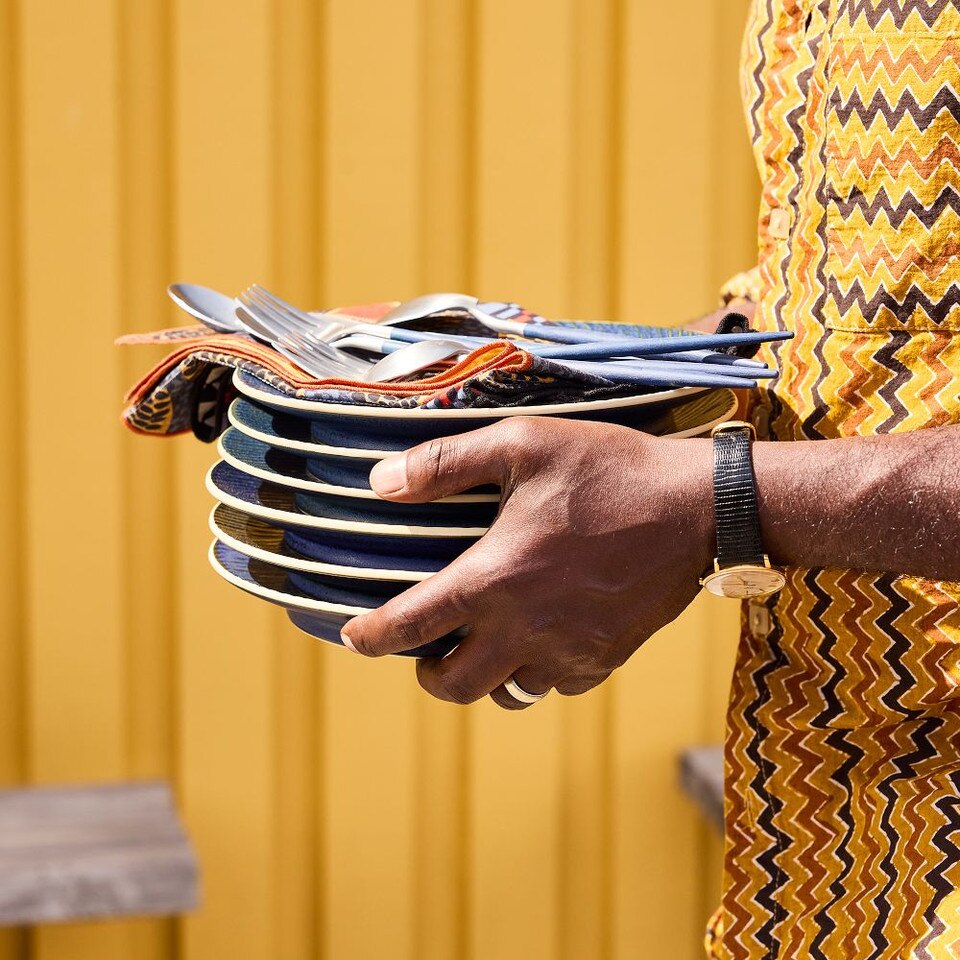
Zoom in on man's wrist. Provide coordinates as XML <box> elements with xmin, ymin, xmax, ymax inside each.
<box><xmin>751</xmin><ymin>440</ymin><xmax>786</xmax><ymax>567</ymax></box>
<box><xmin>751</xmin><ymin>434</ymin><xmax>882</xmax><ymax>572</ymax></box>
<box><xmin>654</xmin><ymin>436</ymin><xmax>715</xmax><ymax>574</ymax></box>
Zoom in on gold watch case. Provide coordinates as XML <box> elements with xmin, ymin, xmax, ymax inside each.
<box><xmin>700</xmin><ymin>556</ymin><xmax>786</xmax><ymax>599</ymax></box>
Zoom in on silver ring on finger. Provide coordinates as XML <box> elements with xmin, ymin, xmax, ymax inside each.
<box><xmin>504</xmin><ymin>676</ymin><xmax>548</xmax><ymax>705</ymax></box>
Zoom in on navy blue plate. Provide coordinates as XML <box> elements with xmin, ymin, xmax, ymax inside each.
<box><xmin>219</xmin><ymin>426</ymin><xmax>498</xmax><ymax>501</ymax></box>
<box><xmin>232</xmin><ymin>370</ymin><xmax>726</xmax><ymax>451</ymax></box>
<box><xmin>229</xmin><ymin>388</ymin><xmax>735</xmax><ymax>454</ymax></box>
<box><xmin>210</xmin><ymin>503</ymin><xmax>460</xmax><ymax>576</ymax></box>
<box><xmin>291</xmin><ymin>488</ymin><xmax>497</xmax><ymax>528</ymax></box>
<box><xmin>206</xmin><ymin>460</ymin><xmax>492</xmax><ymax>537</ymax></box>
<box><xmin>229</xmin><ymin>397</ymin><xmax>319</xmax><ymax>450</ymax></box>
<box><xmin>210</xmin><ymin>540</ymin><xmax>460</xmax><ymax>657</ymax></box>
<box><xmin>287</xmin><ymin>609</ymin><xmax>461</xmax><ymax>659</ymax></box>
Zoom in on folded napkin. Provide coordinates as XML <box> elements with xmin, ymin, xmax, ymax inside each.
<box><xmin>118</xmin><ymin>300</ymin><xmax>735</xmax><ymax>442</ymax></box>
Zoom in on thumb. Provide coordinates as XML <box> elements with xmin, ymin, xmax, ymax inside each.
<box><xmin>368</xmin><ymin>426</ymin><xmax>514</xmax><ymax>503</ymax></box>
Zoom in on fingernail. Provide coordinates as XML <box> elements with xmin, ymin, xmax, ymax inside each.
<box><xmin>369</xmin><ymin>453</ymin><xmax>407</xmax><ymax>495</ymax></box>
<box><xmin>340</xmin><ymin>628</ymin><xmax>358</xmax><ymax>653</ymax></box>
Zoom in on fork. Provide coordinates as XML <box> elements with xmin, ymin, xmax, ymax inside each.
<box><xmin>236</xmin><ymin>292</ymin><xmax>369</xmax><ymax>378</ymax></box>
<box><xmin>238</xmin><ymin>297</ymin><xmax>474</xmax><ymax>382</ymax></box>
<box><xmin>241</xmin><ymin>285</ymin><xmax>349</xmax><ymax>341</ymax></box>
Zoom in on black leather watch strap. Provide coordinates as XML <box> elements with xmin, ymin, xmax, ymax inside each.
<box><xmin>713</xmin><ymin>426</ymin><xmax>765</xmax><ymax>568</ymax></box>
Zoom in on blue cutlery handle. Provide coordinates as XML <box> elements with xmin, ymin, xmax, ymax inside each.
<box><xmin>516</xmin><ymin>321</ymin><xmax>690</xmax><ymax>345</ymax></box>
<box><xmin>529</xmin><ymin>330</ymin><xmax>791</xmax><ymax>360</ymax></box>
<box><xmin>557</xmin><ymin>360</ymin><xmax>758</xmax><ymax>390</ymax></box>
<box><xmin>609</xmin><ymin>358</ymin><xmax>775</xmax><ymax>379</ymax></box>
<box><xmin>647</xmin><ymin>349</ymin><xmax>767</xmax><ymax>368</ymax></box>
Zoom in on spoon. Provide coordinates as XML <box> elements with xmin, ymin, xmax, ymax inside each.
<box><xmin>376</xmin><ymin>292</ymin><xmax>543</xmax><ymax>343</ymax></box>
<box><xmin>167</xmin><ymin>283</ymin><xmax>248</xmax><ymax>334</ymax></box>
<box><xmin>365</xmin><ymin>339</ymin><xmax>467</xmax><ymax>382</ymax></box>
<box><xmin>169</xmin><ymin>283</ymin><xmax>368</xmax><ymax>378</ymax></box>
<box><xmin>377</xmin><ymin>292</ymin><xmax>479</xmax><ymax>326</ymax></box>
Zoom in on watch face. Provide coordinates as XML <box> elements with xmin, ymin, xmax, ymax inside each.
<box><xmin>702</xmin><ymin>565</ymin><xmax>786</xmax><ymax>599</ymax></box>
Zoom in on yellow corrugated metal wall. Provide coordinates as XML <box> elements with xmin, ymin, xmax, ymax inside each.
<box><xmin>0</xmin><ymin>1</ymin><xmax>758</xmax><ymax>957</ymax></box>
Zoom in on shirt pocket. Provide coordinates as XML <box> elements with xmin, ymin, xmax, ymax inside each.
<box><xmin>823</xmin><ymin>29</ymin><xmax>960</xmax><ymax>333</ymax></box>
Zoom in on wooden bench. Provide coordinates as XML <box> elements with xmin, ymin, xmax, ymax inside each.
<box><xmin>0</xmin><ymin>781</ymin><xmax>198</xmax><ymax>926</ymax></box>
<box><xmin>679</xmin><ymin>746</ymin><xmax>724</xmax><ymax>832</ymax></box>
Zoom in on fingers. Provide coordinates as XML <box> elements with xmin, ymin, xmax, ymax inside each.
<box><xmin>488</xmin><ymin>666</ymin><xmax>612</xmax><ymax>711</ymax></box>
<box><xmin>368</xmin><ymin>420</ymin><xmax>534</xmax><ymax>503</ymax></box>
<box><xmin>341</xmin><ymin>564</ymin><xmax>475</xmax><ymax>657</ymax></box>
<box><xmin>407</xmin><ymin>621</ymin><xmax>616</xmax><ymax>710</ymax></box>
<box><xmin>415</xmin><ymin>631</ymin><xmax>516</xmax><ymax>705</ymax></box>
<box><xmin>488</xmin><ymin>665</ymin><xmax>554</xmax><ymax>711</ymax></box>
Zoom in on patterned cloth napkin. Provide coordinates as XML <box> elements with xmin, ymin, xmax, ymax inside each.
<box><xmin>118</xmin><ymin>300</ymin><xmax>726</xmax><ymax>442</ymax></box>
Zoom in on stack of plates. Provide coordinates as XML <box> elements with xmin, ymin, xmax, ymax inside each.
<box><xmin>207</xmin><ymin>369</ymin><xmax>738</xmax><ymax>657</ymax></box>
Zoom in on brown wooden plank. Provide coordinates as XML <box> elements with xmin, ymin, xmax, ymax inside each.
<box><xmin>0</xmin><ymin>783</ymin><xmax>197</xmax><ymax>926</ymax></box>
<box><xmin>679</xmin><ymin>747</ymin><xmax>725</xmax><ymax>833</ymax></box>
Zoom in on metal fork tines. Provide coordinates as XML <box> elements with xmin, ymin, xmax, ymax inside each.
<box><xmin>245</xmin><ymin>284</ymin><xmax>349</xmax><ymax>342</ymax></box>
<box><xmin>237</xmin><ymin>289</ymin><xmax>369</xmax><ymax>379</ymax></box>
<box><xmin>239</xmin><ymin>286</ymin><xmax>340</xmax><ymax>344</ymax></box>
<box><xmin>236</xmin><ymin>306</ymin><xmax>362</xmax><ymax>379</ymax></box>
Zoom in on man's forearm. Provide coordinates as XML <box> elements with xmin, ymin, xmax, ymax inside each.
<box><xmin>746</xmin><ymin>426</ymin><xmax>960</xmax><ymax>582</ymax></box>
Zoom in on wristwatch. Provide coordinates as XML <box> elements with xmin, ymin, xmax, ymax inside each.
<box><xmin>700</xmin><ymin>420</ymin><xmax>786</xmax><ymax>599</ymax></box>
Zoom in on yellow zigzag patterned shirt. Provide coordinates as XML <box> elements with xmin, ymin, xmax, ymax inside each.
<box><xmin>710</xmin><ymin>1</ymin><xmax>960</xmax><ymax>958</ymax></box>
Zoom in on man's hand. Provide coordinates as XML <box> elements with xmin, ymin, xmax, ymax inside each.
<box><xmin>340</xmin><ymin>419</ymin><xmax>714</xmax><ymax>709</ymax></box>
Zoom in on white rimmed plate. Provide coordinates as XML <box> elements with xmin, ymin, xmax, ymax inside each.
<box><xmin>209</xmin><ymin>503</ymin><xmax>434</xmax><ymax>582</ymax></box>
<box><xmin>217</xmin><ymin>428</ymin><xmax>498</xmax><ymax>503</ymax></box>
<box><xmin>227</xmin><ymin>388</ymin><xmax>738</xmax><ymax>456</ymax></box>
<box><xmin>232</xmin><ymin>368</ymin><xmax>703</xmax><ymax>418</ymax></box>
<box><xmin>205</xmin><ymin>461</ymin><xmax>491</xmax><ymax>538</ymax></box>
<box><xmin>209</xmin><ymin>539</ymin><xmax>460</xmax><ymax>657</ymax></box>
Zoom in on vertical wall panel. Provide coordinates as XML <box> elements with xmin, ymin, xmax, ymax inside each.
<box><xmin>415</xmin><ymin>4</ymin><xmax>473</xmax><ymax>958</ymax></box>
<box><xmin>320</xmin><ymin>0</ymin><xmax>424</xmax><ymax>303</ymax></box>
<box><xmin>318</xmin><ymin>4</ymin><xmax>424</xmax><ymax>958</ymax></box>
<box><xmin>420</xmin><ymin>0</ymin><xmax>473</xmax><ymax>290</ymax></box>
<box><xmin>697</xmin><ymin>599</ymin><xmax>740</xmax><ymax>934</ymax></box>
<box><xmin>469</xmin><ymin>3</ymin><xmax>574</xmax><ymax>958</ymax></box>
<box><xmin>0</xmin><ymin>1</ymin><xmax>25</xmax><ymax>957</ymax></box>
<box><xmin>19</xmin><ymin>0</ymin><xmax>125</xmax><ymax>785</ymax></box>
<box><xmin>271</xmin><ymin>1</ymin><xmax>321</xmax><ymax>957</ymax></box>
<box><xmin>117</xmin><ymin>2</ymin><xmax>176</xmax><ymax>956</ymax></box>
<box><xmin>18</xmin><ymin>0</ymin><xmax>131</xmax><ymax>957</ymax></box>
<box><xmin>561</xmin><ymin>3</ymin><xmax>620</xmax><ymax>957</ymax></box>
<box><xmin>568</xmin><ymin>0</ymin><xmax>620</xmax><ymax>319</ymax></box>
<box><xmin>172</xmin><ymin>2</ymin><xmax>278</xmax><ymax>959</ymax></box>
<box><xmin>611</xmin><ymin>2</ymin><xmax>732</xmax><ymax>959</ymax></box>
<box><xmin>710</xmin><ymin>0</ymin><xmax>762</xmax><ymax>290</ymax></box>
<box><xmin>473</xmin><ymin>0</ymin><xmax>574</xmax><ymax>313</ymax></box>
<box><xmin>0</xmin><ymin>0</ymin><xmax>22</xmax><ymax>791</ymax></box>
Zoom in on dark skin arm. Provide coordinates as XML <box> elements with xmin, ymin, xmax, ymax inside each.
<box><xmin>755</xmin><ymin>426</ymin><xmax>960</xmax><ymax>578</ymax></box>
<box><xmin>340</xmin><ymin>418</ymin><xmax>960</xmax><ymax>709</ymax></box>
